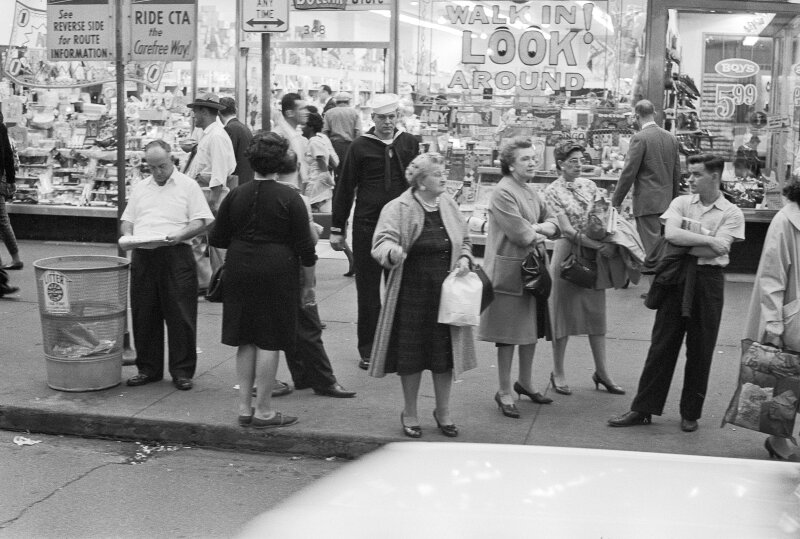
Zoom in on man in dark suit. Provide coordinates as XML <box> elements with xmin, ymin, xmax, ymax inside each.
<box><xmin>319</xmin><ymin>85</ymin><xmax>336</xmax><ymax>115</ymax></box>
<box><xmin>219</xmin><ymin>97</ymin><xmax>254</xmax><ymax>185</ymax></box>
<box><xmin>611</xmin><ymin>99</ymin><xmax>682</xmax><ymax>257</ymax></box>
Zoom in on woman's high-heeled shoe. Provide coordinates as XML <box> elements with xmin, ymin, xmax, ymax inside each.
<box><xmin>549</xmin><ymin>372</ymin><xmax>572</xmax><ymax>396</ymax></box>
<box><xmin>513</xmin><ymin>381</ymin><xmax>553</xmax><ymax>404</ymax></box>
<box><xmin>494</xmin><ymin>392</ymin><xmax>520</xmax><ymax>418</ymax></box>
<box><xmin>433</xmin><ymin>410</ymin><xmax>458</xmax><ymax>437</ymax></box>
<box><xmin>400</xmin><ymin>411</ymin><xmax>422</xmax><ymax>438</ymax></box>
<box><xmin>238</xmin><ymin>408</ymin><xmax>254</xmax><ymax>427</ymax></box>
<box><xmin>592</xmin><ymin>372</ymin><xmax>626</xmax><ymax>395</ymax></box>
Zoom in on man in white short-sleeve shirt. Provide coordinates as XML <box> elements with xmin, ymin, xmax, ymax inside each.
<box><xmin>609</xmin><ymin>154</ymin><xmax>745</xmax><ymax>433</ymax></box>
<box><xmin>121</xmin><ymin>140</ymin><xmax>214</xmax><ymax>391</ymax></box>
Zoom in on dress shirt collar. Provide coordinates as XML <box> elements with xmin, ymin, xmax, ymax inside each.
<box><xmin>690</xmin><ymin>192</ymin><xmax>729</xmax><ymax>211</ymax></box>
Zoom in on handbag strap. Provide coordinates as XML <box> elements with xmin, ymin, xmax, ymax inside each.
<box><xmin>572</xmin><ymin>232</ymin><xmax>591</xmax><ymax>259</ymax></box>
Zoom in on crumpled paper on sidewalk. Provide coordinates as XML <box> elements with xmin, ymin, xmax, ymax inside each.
<box><xmin>13</xmin><ymin>436</ymin><xmax>42</xmax><ymax>446</ymax></box>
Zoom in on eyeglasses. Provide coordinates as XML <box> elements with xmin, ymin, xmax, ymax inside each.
<box><xmin>374</xmin><ymin>113</ymin><xmax>397</xmax><ymax>122</ymax></box>
<box><xmin>564</xmin><ymin>158</ymin><xmax>588</xmax><ymax>165</ymax></box>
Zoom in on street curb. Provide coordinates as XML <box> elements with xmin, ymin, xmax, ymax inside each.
<box><xmin>0</xmin><ymin>405</ymin><xmax>389</xmax><ymax>459</ymax></box>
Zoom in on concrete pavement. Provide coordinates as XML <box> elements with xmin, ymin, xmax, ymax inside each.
<box><xmin>0</xmin><ymin>240</ymin><xmax>775</xmax><ymax>461</ymax></box>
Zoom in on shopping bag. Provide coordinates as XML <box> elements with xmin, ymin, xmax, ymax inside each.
<box><xmin>472</xmin><ymin>265</ymin><xmax>494</xmax><ymax>313</ymax></box>
<box><xmin>721</xmin><ymin>339</ymin><xmax>800</xmax><ymax>443</ymax></box>
<box><xmin>437</xmin><ymin>270</ymin><xmax>482</xmax><ymax>327</ymax></box>
<box><xmin>585</xmin><ymin>197</ymin><xmax>613</xmax><ymax>241</ymax></box>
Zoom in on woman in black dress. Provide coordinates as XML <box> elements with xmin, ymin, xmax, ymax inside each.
<box><xmin>370</xmin><ymin>153</ymin><xmax>476</xmax><ymax>438</ymax></box>
<box><xmin>209</xmin><ymin>132</ymin><xmax>317</xmax><ymax>428</ymax></box>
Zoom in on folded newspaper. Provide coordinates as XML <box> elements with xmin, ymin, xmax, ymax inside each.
<box><xmin>118</xmin><ymin>235</ymin><xmax>170</xmax><ymax>250</ymax></box>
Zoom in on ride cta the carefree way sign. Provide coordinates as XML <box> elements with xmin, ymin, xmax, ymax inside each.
<box><xmin>130</xmin><ymin>0</ymin><xmax>197</xmax><ymax>61</ymax></box>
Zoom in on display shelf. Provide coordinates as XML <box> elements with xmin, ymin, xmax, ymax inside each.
<box><xmin>6</xmin><ymin>204</ymin><xmax>116</xmax><ymax>218</ymax></box>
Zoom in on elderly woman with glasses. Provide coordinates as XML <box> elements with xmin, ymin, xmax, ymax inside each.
<box><xmin>369</xmin><ymin>152</ymin><xmax>476</xmax><ymax>438</ymax></box>
<box><xmin>543</xmin><ymin>140</ymin><xmax>624</xmax><ymax>397</ymax></box>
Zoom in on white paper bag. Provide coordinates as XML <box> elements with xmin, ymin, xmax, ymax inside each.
<box><xmin>437</xmin><ymin>270</ymin><xmax>482</xmax><ymax>327</ymax></box>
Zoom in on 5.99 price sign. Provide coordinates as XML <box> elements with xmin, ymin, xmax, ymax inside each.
<box><xmin>714</xmin><ymin>83</ymin><xmax>757</xmax><ymax>119</ymax></box>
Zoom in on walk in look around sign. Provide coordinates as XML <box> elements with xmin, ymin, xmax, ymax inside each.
<box><xmin>47</xmin><ymin>0</ymin><xmax>114</xmax><ymax>61</ymax></box>
<box><xmin>130</xmin><ymin>0</ymin><xmax>197</xmax><ymax>61</ymax></box>
<box><xmin>242</xmin><ymin>0</ymin><xmax>289</xmax><ymax>32</ymax></box>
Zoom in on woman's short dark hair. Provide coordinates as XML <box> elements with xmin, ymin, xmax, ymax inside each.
<box><xmin>553</xmin><ymin>140</ymin><xmax>585</xmax><ymax>170</ymax></box>
<box><xmin>499</xmin><ymin>137</ymin><xmax>532</xmax><ymax>176</ymax></box>
<box><xmin>784</xmin><ymin>176</ymin><xmax>800</xmax><ymax>203</ymax></box>
<box><xmin>246</xmin><ymin>131</ymin><xmax>290</xmax><ymax>175</ymax></box>
<box><xmin>306</xmin><ymin>112</ymin><xmax>323</xmax><ymax>135</ymax></box>
<box><xmin>279</xmin><ymin>149</ymin><xmax>298</xmax><ymax>174</ymax></box>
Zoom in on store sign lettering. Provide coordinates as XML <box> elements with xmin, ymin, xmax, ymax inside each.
<box><xmin>446</xmin><ymin>2</ymin><xmax>600</xmax><ymax>92</ymax></box>
<box><xmin>130</xmin><ymin>1</ymin><xmax>196</xmax><ymax>61</ymax></box>
<box><xmin>714</xmin><ymin>58</ymin><xmax>759</xmax><ymax>79</ymax></box>
<box><xmin>792</xmin><ymin>63</ymin><xmax>800</xmax><ymax>76</ymax></box>
<box><xmin>293</xmin><ymin>0</ymin><xmax>384</xmax><ymax>10</ymax></box>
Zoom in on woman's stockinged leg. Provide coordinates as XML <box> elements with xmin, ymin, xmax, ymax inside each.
<box><xmin>401</xmin><ymin>372</ymin><xmax>423</xmax><ymax>426</ymax></box>
<box><xmin>236</xmin><ymin>344</ymin><xmax>256</xmax><ymax>416</ymax></box>
<box><xmin>253</xmin><ymin>349</ymin><xmax>280</xmax><ymax>420</ymax></box>
<box><xmin>552</xmin><ymin>336</ymin><xmax>569</xmax><ymax>386</ymax></box>
<box><xmin>496</xmin><ymin>345</ymin><xmax>515</xmax><ymax>405</ymax></box>
<box><xmin>432</xmin><ymin>370</ymin><xmax>453</xmax><ymax>425</ymax></box>
<box><xmin>517</xmin><ymin>342</ymin><xmax>539</xmax><ymax>392</ymax></box>
<box><xmin>589</xmin><ymin>334</ymin><xmax>615</xmax><ymax>383</ymax></box>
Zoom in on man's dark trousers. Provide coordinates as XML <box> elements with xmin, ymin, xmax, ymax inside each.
<box><xmin>131</xmin><ymin>244</ymin><xmax>198</xmax><ymax>380</ymax></box>
<box><xmin>631</xmin><ymin>266</ymin><xmax>725</xmax><ymax>421</ymax></box>
<box><xmin>352</xmin><ymin>220</ymin><xmax>385</xmax><ymax>360</ymax></box>
<box><xmin>284</xmin><ymin>302</ymin><xmax>336</xmax><ymax>389</ymax></box>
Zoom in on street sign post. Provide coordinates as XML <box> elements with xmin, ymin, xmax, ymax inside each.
<box><xmin>242</xmin><ymin>0</ymin><xmax>289</xmax><ymax>33</ymax></box>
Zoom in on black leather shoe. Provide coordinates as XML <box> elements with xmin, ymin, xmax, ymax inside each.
<box><xmin>172</xmin><ymin>378</ymin><xmax>193</xmax><ymax>390</ymax></box>
<box><xmin>126</xmin><ymin>373</ymin><xmax>160</xmax><ymax>386</ymax></box>
<box><xmin>0</xmin><ymin>285</ymin><xmax>20</xmax><ymax>297</ymax></box>
<box><xmin>608</xmin><ymin>411</ymin><xmax>652</xmax><ymax>427</ymax></box>
<box><xmin>433</xmin><ymin>410</ymin><xmax>458</xmax><ymax>437</ymax></box>
<box><xmin>313</xmin><ymin>383</ymin><xmax>356</xmax><ymax>398</ymax></box>
<box><xmin>401</xmin><ymin>412</ymin><xmax>422</xmax><ymax>438</ymax></box>
<box><xmin>358</xmin><ymin>357</ymin><xmax>370</xmax><ymax>371</ymax></box>
<box><xmin>270</xmin><ymin>380</ymin><xmax>293</xmax><ymax>397</ymax></box>
<box><xmin>495</xmin><ymin>392</ymin><xmax>520</xmax><ymax>418</ymax></box>
<box><xmin>514</xmin><ymin>381</ymin><xmax>553</xmax><ymax>404</ymax></box>
<box><xmin>680</xmin><ymin>418</ymin><xmax>698</xmax><ymax>432</ymax></box>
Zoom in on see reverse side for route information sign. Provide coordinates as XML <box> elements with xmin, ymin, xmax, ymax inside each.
<box><xmin>242</xmin><ymin>0</ymin><xmax>289</xmax><ymax>33</ymax></box>
<box><xmin>47</xmin><ymin>0</ymin><xmax>114</xmax><ymax>61</ymax></box>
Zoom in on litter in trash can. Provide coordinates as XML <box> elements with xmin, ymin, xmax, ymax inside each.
<box><xmin>52</xmin><ymin>322</ymin><xmax>115</xmax><ymax>358</ymax></box>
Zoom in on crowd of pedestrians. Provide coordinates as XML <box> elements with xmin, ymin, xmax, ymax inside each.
<box><xmin>110</xmin><ymin>91</ymin><xmax>800</xmax><ymax>462</ymax></box>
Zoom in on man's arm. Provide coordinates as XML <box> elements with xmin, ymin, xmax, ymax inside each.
<box><xmin>664</xmin><ymin>217</ymin><xmax>730</xmax><ymax>256</ymax></box>
<box><xmin>330</xmin><ymin>142</ymin><xmax>359</xmax><ymax>238</ymax></box>
<box><xmin>120</xmin><ymin>220</ymin><xmax>134</xmax><ymax>237</ymax></box>
<box><xmin>166</xmin><ymin>218</ymin><xmax>209</xmax><ymax>244</ymax></box>
<box><xmin>611</xmin><ymin>135</ymin><xmax>643</xmax><ymax>208</ymax></box>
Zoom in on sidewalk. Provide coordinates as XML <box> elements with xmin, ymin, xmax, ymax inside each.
<box><xmin>0</xmin><ymin>240</ymin><xmax>771</xmax><ymax>461</ymax></box>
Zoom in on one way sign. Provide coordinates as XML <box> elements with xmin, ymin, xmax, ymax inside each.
<box><xmin>242</xmin><ymin>0</ymin><xmax>289</xmax><ymax>33</ymax></box>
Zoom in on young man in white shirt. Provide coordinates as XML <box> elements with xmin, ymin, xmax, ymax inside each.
<box><xmin>609</xmin><ymin>154</ymin><xmax>745</xmax><ymax>432</ymax></box>
<box><xmin>121</xmin><ymin>140</ymin><xmax>214</xmax><ymax>390</ymax></box>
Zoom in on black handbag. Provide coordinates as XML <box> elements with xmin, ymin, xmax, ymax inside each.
<box><xmin>559</xmin><ymin>233</ymin><xmax>597</xmax><ymax>289</ymax></box>
<box><xmin>521</xmin><ymin>246</ymin><xmax>551</xmax><ymax>299</ymax></box>
<box><xmin>205</xmin><ymin>264</ymin><xmax>225</xmax><ymax>303</ymax></box>
<box><xmin>473</xmin><ymin>265</ymin><xmax>494</xmax><ymax>313</ymax></box>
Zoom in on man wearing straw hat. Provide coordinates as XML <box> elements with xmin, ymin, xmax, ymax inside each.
<box><xmin>330</xmin><ymin>93</ymin><xmax>419</xmax><ymax>370</ymax></box>
<box><xmin>185</xmin><ymin>93</ymin><xmax>236</xmax><ymax>291</ymax></box>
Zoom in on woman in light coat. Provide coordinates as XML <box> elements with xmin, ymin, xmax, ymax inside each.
<box><xmin>370</xmin><ymin>152</ymin><xmax>476</xmax><ymax>438</ymax></box>
<box><xmin>478</xmin><ymin>137</ymin><xmax>560</xmax><ymax>419</ymax></box>
<box><xmin>743</xmin><ymin>178</ymin><xmax>800</xmax><ymax>460</ymax></box>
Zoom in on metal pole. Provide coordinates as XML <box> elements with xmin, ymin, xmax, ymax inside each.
<box><xmin>262</xmin><ymin>32</ymin><xmax>271</xmax><ymax>130</ymax></box>
<box><xmin>389</xmin><ymin>0</ymin><xmax>399</xmax><ymax>93</ymax></box>
<box><xmin>115</xmin><ymin>0</ymin><xmax>126</xmax><ymax>257</ymax></box>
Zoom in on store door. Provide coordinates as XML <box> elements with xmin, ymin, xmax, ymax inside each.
<box><xmin>242</xmin><ymin>42</ymin><xmax>388</xmax><ymax>131</ymax></box>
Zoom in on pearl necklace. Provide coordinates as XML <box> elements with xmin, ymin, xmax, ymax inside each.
<box><xmin>417</xmin><ymin>195</ymin><xmax>440</xmax><ymax>210</ymax></box>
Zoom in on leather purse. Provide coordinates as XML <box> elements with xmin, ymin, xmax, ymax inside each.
<box><xmin>205</xmin><ymin>264</ymin><xmax>225</xmax><ymax>303</ymax></box>
<box><xmin>521</xmin><ymin>246</ymin><xmax>551</xmax><ymax>299</ymax></box>
<box><xmin>559</xmin><ymin>233</ymin><xmax>597</xmax><ymax>289</ymax></box>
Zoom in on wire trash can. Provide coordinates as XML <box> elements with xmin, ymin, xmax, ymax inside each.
<box><xmin>34</xmin><ymin>255</ymin><xmax>130</xmax><ymax>391</ymax></box>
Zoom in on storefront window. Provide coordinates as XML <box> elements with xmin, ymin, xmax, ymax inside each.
<box><xmin>669</xmin><ymin>9</ymin><xmax>800</xmax><ymax>211</ymax></box>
